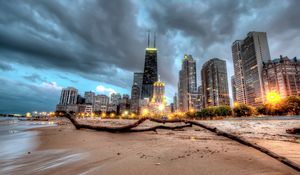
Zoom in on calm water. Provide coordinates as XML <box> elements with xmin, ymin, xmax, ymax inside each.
<box><xmin>0</xmin><ymin>117</ymin><xmax>56</xmax><ymax>159</ymax></box>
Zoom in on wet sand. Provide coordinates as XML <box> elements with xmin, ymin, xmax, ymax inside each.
<box><xmin>1</xmin><ymin>118</ymin><xmax>300</xmax><ymax>175</ymax></box>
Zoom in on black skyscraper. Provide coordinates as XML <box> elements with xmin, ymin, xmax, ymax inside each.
<box><xmin>141</xmin><ymin>33</ymin><xmax>158</xmax><ymax>99</ymax></box>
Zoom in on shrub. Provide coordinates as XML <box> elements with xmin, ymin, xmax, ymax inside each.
<box><xmin>233</xmin><ymin>104</ymin><xmax>255</xmax><ymax>117</ymax></box>
<box><xmin>281</xmin><ymin>96</ymin><xmax>300</xmax><ymax>115</ymax></box>
<box><xmin>215</xmin><ymin>105</ymin><xmax>232</xmax><ymax>116</ymax></box>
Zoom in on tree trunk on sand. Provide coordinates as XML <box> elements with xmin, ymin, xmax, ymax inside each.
<box><xmin>286</xmin><ymin>128</ymin><xmax>300</xmax><ymax>134</ymax></box>
<box><xmin>63</xmin><ymin>113</ymin><xmax>300</xmax><ymax>172</ymax></box>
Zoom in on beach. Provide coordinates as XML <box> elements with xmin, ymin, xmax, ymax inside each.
<box><xmin>0</xmin><ymin>117</ymin><xmax>299</xmax><ymax>175</ymax></box>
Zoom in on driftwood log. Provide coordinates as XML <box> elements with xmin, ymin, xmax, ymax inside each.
<box><xmin>64</xmin><ymin>113</ymin><xmax>300</xmax><ymax>172</ymax></box>
<box><xmin>286</xmin><ymin>128</ymin><xmax>300</xmax><ymax>134</ymax></box>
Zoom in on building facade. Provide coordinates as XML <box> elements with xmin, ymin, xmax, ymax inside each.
<box><xmin>263</xmin><ymin>56</ymin><xmax>300</xmax><ymax>98</ymax></box>
<box><xmin>133</xmin><ymin>72</ymin><xmax>143</xmax><ymax>99</ymax></box>
<box><xmin>232</xmin><ymin>40</ymin><xmax>246</xmax><ymax>104</ymax></box>
<box><xmin>94</xmin><ymin>94</ymin><xmax>109</xmax><ymax>112</ymax></box>
<box><xmin>201</xmin><ymin>58</ymin><xmax>230</xmax><ymax>107</ymax></box>
<box><xmin>178</xmin><ymin>54</ymin><xmax>197</xmax><ymax>112</ymax></box>
<box><xmin>130</xmin><ymin>83</ymin><xmax>140</xmax><ymax>114</ymax></box>
<box><xmin>231</xmin><ymin>75</ymin><xmax>237</xmax><ymax>103</ymax></box>
<box><xmin>142</xmin><ymin>33</ymin><xmax>158</xmax><ymax>100</ymax></box>
<box><xmin>56</xmin><ymin>87</ymin><xmax>78</xmax><ymax>112</ymax></box>
<box><xmin>235</xmin><ymin>32</ymin><xmax>271</xmax><ymax>106</ymax></box>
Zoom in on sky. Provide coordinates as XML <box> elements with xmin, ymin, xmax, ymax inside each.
<box><xmin>0</xmin><ymin>0</ymin><xmax>300</xmax><ymax>114</ymax></box>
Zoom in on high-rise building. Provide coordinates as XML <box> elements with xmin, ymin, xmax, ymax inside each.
<box><xmin>235</xmin><ymin>32</ymin><xmax>271</xmax><ymax>106</ymax></box>
<box><xmin>110</xmin><ymin>93</ymin><xmax>122</xmax><ymax>106</ymax></box>
<box><xmin>232</xmin><ymin>40</ymin><xmax>246</xmax><ymax>104</ymax></box>
<box><xmin>263</xmin><ymin>56</ymin><xmax>300</xmax><ymax>98</ymax></box>
<box><xmin>130</xmin><ymin>83</ymin><xmax>140</xmax><ymax>114</ymax></box>
<box><xmin>141</xmin><ymin>33</ymin><xmax>158</xmax><ymax>99</ymax></box>
<box><xmin>201</xmin><ymin>58</ymin><xmax>230</xmax><ymax>107</ymax></box>
<box><xmin>59</xmin><ymin>87</ymin><xmax>78</xmax><ymax>105</ymax></box>
<box><xmin>178</xmin><ymin>54</ymin><xmax>197</xmax><ymax>112</ymax></box>
<box><xmin>151</xmin><ymin>80</ymin><xmax>166</xmax><ymax>104</ymax></box>
<box><xmin>173</xmin><ymin>93</ymin><xmax>178</xmax><ymax>112</ymax></box>
<box><xmin>133</xmin><ymin>72</ymin><xmax>143</xmax><ymax>98</ymax></box>
<box><xmin>231</xmin><ymin>75</ymin><xmax>237</xmax><ymax>103</ymax></box>
<box><xmin>56</xmin><ymin>87</ymin><xmax>78</xmax><ymax>112</ymax></box>
<box><xmin>195</xmin><ymin>85</ymin><xmax>203</xmax><ymax>111</ymax></box>
<box><xmin>84</xmin><ymin>91</ymin><xmax>95</xmax><ymax>105</ymax></box>
<box><xmin>120</xmin><ymin>94</ymin><xmax>130</xmax><ymax>113</ymax></box>
<box><xmin>94</xmin><ymin>94</ymin><xmax>109</xmax><ymax>112</ymax></box>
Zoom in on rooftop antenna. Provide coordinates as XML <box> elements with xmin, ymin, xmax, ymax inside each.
<box><xmin>147</xmin><ymin>31</ymin><xmax>150</xmax><ymax>47</ymax></box>
<box><xmin>154</xmin><ymin>32</ymin><xmax>156</xmax><ymax>48</ymax></box>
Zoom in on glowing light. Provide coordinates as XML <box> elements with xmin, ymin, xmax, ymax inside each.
<box><xmin>124</xmin><ymin>111</ymin><xmax>129</xmax><ymax>115</ymax></box>
<box><xmin>110</xmin><ymin>113</ymin><xmax>115</xmax><ymax>118</ymax></box>
<box><xmin>25</xmin><ymin>112</ymin><xmax>31</xmax><ymax>118</ymax></box>
<box><xmin>234</xmin><ymin>102</ymin><xmax>239</xmax><ymax>107</ymax></box>
<box><xmin>142</xmin><ymin>108</ymin><xmax>149</xmax><ymax>116</ymax></box>
<box><xmin>266</xmin><ymin>91</ymin><xmax>281</xmax><ymax>105</ymax></box>
<box><xmin>101</xmin><ymin>112</ymin><xmax>107</xmax><ymax>118</ymax></box>
<box><xmin>146</xmin><ymin>48</ymin><xmax>157</xmax><ymax>51</ymax></box>
<box><xmin>158</xmin><ymin>104</ymin><xmax>165</xmax><ymax>111</ymax></box>
<box><xmin>189</xmin><ymin>108</ymin><xmax>195</xmax><ymax>113</ymax></box>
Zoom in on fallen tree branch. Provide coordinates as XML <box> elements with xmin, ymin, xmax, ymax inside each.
<box><xmin>286</xmin><ymin>128</ymin><xmax>300</xmax><ymax>134</ymax></box>
<box><xmin>128</xmin><ymin>124</ymin><xmax>192</xmax><ymax>132</ymax></box>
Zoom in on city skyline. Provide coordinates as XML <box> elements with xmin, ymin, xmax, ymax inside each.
<box><xmin>1</xmin><ymin>0</ymin><xmax>300</xmax><ymax>113</ymax></box>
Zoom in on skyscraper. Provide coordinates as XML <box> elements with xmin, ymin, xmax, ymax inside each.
<box><xmin>133</xmin><ymin>72</ymin><xmax>143</xmax><ymax>98</ymax></box>
<box><xmin>201</xmin><ymin>58</ymin><xmax>230</xmax><ymax>107</ymax></box>
<box><xmin>263</xmin><ymin>56</ymin><xmax>300</xmax><ymax>98</ymax></box>
<box><xmin>232</xmin><ymin>40</ymin><xmax>246</xmax><ymax>104</ymax></box>
<box><xmin>234</xmin><ymin>32</ymin><xmax>271</xmax><ymax>106</ymax></box>
<box><xmin>141</xmin><ymin>33</ymin><xmax>158</xmax><ymax>99</ymax></box>
<box><xmin>231</xmin><ymin>75</ymin><xmax>237</xmax><ymax>103</ymax></box>
<box><xmin>173</xmin><ymin>93</ymin><xmax>178</xmax><ymax>112</ymax></box>
<box><xmin>94</xmin><ymin>94</ymin><xmax>109</xmax><ymax>112</ymax></box>
<box><xmin>56</xmin><ymin>87</ymin><xmax>78</xmax><ymax>112</ymax></box>
<box><xmin>84</xmin><ymin>91</ymin><xmax>95</xmax><ymax>105</ymax></box>
<box><xmin>178</xmin><ymin>54</ymin><xmax>197</xmax><ymax>112</ymax></box>
<box><xmin>130</xmin><ymin>83</ymin><xmax>140</xmax><ymax>114</ymax></box>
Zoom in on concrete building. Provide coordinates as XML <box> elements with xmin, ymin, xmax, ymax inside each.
<box><xmin>233</xmin><ymin>32</ymin><xmax>271</xmax><ymax>107</ymax></box>
<box><xmin>178</xmin><ymin>54</ymin><xmax>197</xmax><ymax>112</ymax></box>
<box><xmin>201</xmin><ymin>58</ymin><xmax>230</xmax><ymax>107</ymax></box>
<box><xmin>56</xmin><ymin>87</ymin><xmax>78</xmax><ymax>112</ymax></box>
<box><xmin>84</xmin><ymin>91</ymin><xmax>95</xmax><ymax>105</ymax></box>
<box><xmin>232</xmin><ymin>40</ymin><xmax>246</xmax><ymax>104</ymax></box>
<box><xmin>120</xmin><ymin>94</ymin><xmax>130</xmax><ymax>113</ymax></box>
<box><xmin>130</xmin><ymin>83</ymin><xmax>140</xmax><ymax>114</ymax></box>
<box><xmin>263</xmin><ymin>56</ymin><xmax>300</xmax><ymax>98</ymax></box>
<box><xmin>94</xmin><ymin>94</ymin><xmax>109</xmax><ymax>112</ymax></box>
<box><xmin>173</xmin><ymin>93</ymin><xmax>178</xmax><ymax>112</ymax></box>
<box><xmin>133</xmin><ymin>72</ymin><xmax>143</xmax><ymax>98</ymax></box>
<box><xmin>231</xmin><ymin>75</ymin><xmax>237</xmax><ymax>103</ymax></box>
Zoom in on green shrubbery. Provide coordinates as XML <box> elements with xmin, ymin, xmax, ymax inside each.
<box><xmin>233</xmin><ymin>104</ymin><xmax>255</xmax><ymax>117</ymax></box>
<box><xmin>195</xmin><ymin>105</ymin><xmax>232</xmax><ymax>119</ymax></box>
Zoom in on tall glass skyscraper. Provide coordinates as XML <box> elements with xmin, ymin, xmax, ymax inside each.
<box><xmin>141</xmin><ymin>33</ymin><xmax>158</xmax><ymax>99</ymax></box>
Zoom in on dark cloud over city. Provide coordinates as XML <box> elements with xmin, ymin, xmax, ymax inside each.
<box><xmin>0</xmin><ymin>0</ymin><xmax>299</xmax><ymax>113</ymax></box>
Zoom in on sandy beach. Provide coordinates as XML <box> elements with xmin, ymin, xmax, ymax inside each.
<box><xmin>0</xmin><ymin>117</ymin><xmax>300</xmax><ymax>175</ymax></box>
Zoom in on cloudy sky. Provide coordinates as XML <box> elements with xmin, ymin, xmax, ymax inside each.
<box><xmin>0</xmin><ymin>0</ymin><xmax>299</xmax><ymax>113</ymax></box>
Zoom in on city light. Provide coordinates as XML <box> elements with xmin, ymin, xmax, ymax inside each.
<box><xmin>158</xmin><ymin>104</ymin><xmax>165</xmax><ymax>111</ymax></box>
<box><xmin>142</xmin><ymin>108</ymin><xmax>149</xmax><ymax>116</ymax></box>
<box><xmin>234</xmin><ymin>102</ymin><xmax>239</xmax><ymax>107</ymax></box>
<box><xmin>266</xmin><ymin>91</ymin><xmax>281</xmax><ymax>105</ymax></box>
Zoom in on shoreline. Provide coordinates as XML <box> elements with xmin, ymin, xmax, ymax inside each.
<box><xmin>1</xmin><ymin>118</ymin><xmax>300</xmax><ymax>174</ymax></box>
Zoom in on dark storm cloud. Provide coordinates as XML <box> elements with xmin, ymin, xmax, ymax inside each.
<box><xmin>23</xmin><ymin>73</ymin><xmax>47</xmax><ymax>83</ymax></box>
<box><xmin>0</xmin><ymin>0</ymin><xmax>145</xmax><ymax>89</ymax></box>
<box><xmin>0</xmin><ymin>77</ymin><xmax>60</xmax><ymax>113</ymax></box>
<box><xmin>0</xmin><ymin>0</ymin><xmax>300</xmax><ymax>93</ymax></box>
<box><xmin>0</xmin><ymin>61</ymin><xmax>13</xmax><ymax>71</ymax></box>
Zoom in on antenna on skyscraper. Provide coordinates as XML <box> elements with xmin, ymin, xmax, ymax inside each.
<box><xmin>147</xmin><ymin>31</ymin><xmax>150</xmax><ymax>47</ymax></box>
<box><xmin>154</xmin><ymin>31</ymin><xmax>156</xmax><ymax>48</ymax></box>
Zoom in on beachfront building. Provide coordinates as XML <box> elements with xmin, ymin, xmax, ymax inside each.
<box><xmin>94</xmin><ymin>94</ymin><xmax>109</xmax><ymax>112</ymax></box>
<box><xmin>56</xmin><ymin>87</ymin><xmax>78</xmax><ymax>112</ymax></box>
<box><xmin>232</xmin><ymin>32</ymin><xmax>271</xmax><ymax>107</ymax></box>
<box><xmin>130</xmin><ymin>83</ymin><xmax>140</xmax><ymax>114</ymax></box>
<box><xmin>262</xmin><ymin>56</ymin><xmax>300</xmax><ymax>98</ymax></box>
<box><xmin>201</xmin><ymin>58</ymin><xmax>230</xmax><ymax>107</ymax></box>
<box><xmin>178</xmin><ymin>54</ymin><xmax>197</xmax><ymax>112</ymax></box>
